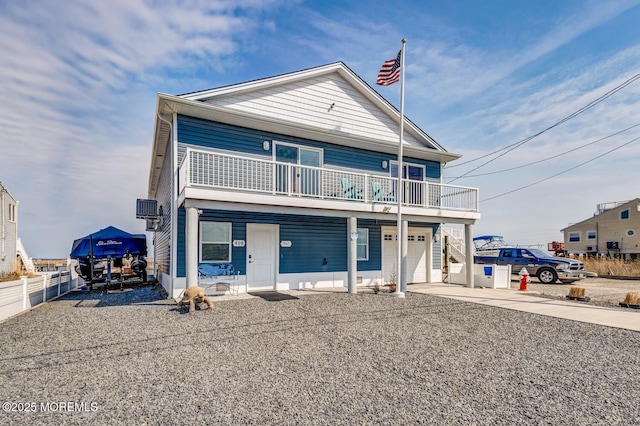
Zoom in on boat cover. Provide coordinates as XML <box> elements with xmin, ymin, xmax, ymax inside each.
<box><xmin>70</xmin><ymin>226</ymin><xmax>147</xmax><ymax>259</ymax></box>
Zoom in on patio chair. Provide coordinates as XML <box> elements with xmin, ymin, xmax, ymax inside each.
<box><xmin>371</xmin><ymin>182</ymin><xmax>395</xmax><ymax>202</ymax></box>
<box><xmin>198</xmin><ymin>263</ymin><xmax>240</xmax><ymax>295</ymax></box>
<box><xmin>340</xmin><ymin>178</ymin><xmax>363</xmax><ymax>200</ymax></box>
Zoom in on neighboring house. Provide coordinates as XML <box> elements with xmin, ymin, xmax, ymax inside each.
<box><xmin>561</xmin><ymin>199</ymin><xmax>640</xmax><ymax>259</ymax></box>
<box><xmin>0</xmin><ymin>181</ymin><xmax>18</xmax><ymax>275</ymax></box>
<box><xmin>143</xmin><ymin>62</ymin><xmax>481</xmax><ymax>298</ymax></box>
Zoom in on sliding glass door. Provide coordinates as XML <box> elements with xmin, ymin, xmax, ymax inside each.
<box><xmin>275</xmin><ymin>143</ymin><xmax>322</xmax><ymax>196</ymax></box>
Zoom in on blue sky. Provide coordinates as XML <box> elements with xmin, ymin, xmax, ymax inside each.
<box><xmin>1</xmin><ymin>0</ymin><xmax>640</xmax><ymax>257</ymax></box>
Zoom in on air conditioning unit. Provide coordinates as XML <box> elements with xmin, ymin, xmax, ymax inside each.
<box><xmin>136</xmin><ymin>199</ymin><xmax>158</xmax><ymax>219</ymax></box>
<box><xmin>586</xmin><ymin>246</ymin><xmax>595</xmax><ymax>252</ymax></box>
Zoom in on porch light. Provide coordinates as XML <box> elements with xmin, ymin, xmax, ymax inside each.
<box><xmin>381</xmin><ymin>160</ymin><xmax>388</xmax><ymax>169</ymax></box>
<box><xmin>263</xmin><ymin>141</ymin><xmax>270</xmax><ymax>150</ymax></box>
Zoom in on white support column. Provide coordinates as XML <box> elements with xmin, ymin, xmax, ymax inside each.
<box><xmin>465</xmin><ymin>223</ymin><xmax>474</xmax><ymax>288</ymax></box>
<box><xmin>42</xmin><ymin>275</ymin><xmax>47</xmax><ymax>302</ymax></box>
<box><xmin>186</xmin><ymin>206</ymin><xmax>199</xmax><ymax>288</ymax></box>
<box><xmin>347</xmin><ymin>217</ymin><xmax>357</xmax><ymax>294</ymax></box>
<box><xmin>401</xmin><ymin>220</ymin><xmax>408</xmax><ymax>292</ymax></box>
<box><xmin>23</xmin><ymin>277</ymin><xmax>28</xmax><ymax>311</ymax></box>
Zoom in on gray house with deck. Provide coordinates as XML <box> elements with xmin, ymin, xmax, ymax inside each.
<box><xmin>144</xmin><ymin>62</ymin><xmax>480</xmax><ymax>298</ymax></box>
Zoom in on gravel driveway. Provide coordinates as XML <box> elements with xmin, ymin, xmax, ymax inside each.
<box><xmin>1</xmin><ymin>284</ymin><xmax>639</xmax><ymax>425</ymax></box>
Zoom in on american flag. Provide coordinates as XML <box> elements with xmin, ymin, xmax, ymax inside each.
<box><xmin>376</xmin><ymin>50</ymin><xmax>401</xmax><ymax>86</ymax></box>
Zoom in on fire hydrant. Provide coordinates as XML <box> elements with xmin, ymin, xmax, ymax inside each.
<box><xmin>518</xmin><ymin>267</ymin><xmax>529</xmax><ymax>291</ymax></box>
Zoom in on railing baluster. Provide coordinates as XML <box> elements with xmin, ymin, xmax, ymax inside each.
<box><xmin>179</xmin><ymin>148</ymin><xmax>479</xmax><ymax>211</ymax></box>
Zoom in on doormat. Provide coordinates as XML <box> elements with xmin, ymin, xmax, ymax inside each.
<box><xmin>248</xmin><ymin>291</ymin><xmax>299</xmax><ymax>302</ymax></box>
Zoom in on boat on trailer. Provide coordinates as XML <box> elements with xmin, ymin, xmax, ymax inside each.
<box><xmin>70</xmin><ymin>226</ymin><xmax>148</xmax><ymax>288</ymax></box>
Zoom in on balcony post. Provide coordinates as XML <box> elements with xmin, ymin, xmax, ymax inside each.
<box><xmin>347</xmin><ymin>216</ymin><xmax>357</xmax><ymax>294</ymax></box>
<box><xmin>401</xmin><ymin>220</ymin><xmax>408</xmax><ymax>292</ymax></box>
<box><xmin>186</xmin><ymin>206</ymin><xmax>199</xmax><ymax>289</ymax></box>
<box><xmin>465</xmin><ymin>223</ymin><xmax>474</xmax><ymax>288</ymax></box>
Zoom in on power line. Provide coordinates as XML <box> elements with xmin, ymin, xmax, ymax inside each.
<box><xmin>446</xmin><ymin>71</ymin><xmax>640</xmax><ymax>183</ymax></box>
<box><xmin>481</xmin><ymin>135</ymin><xmax>640</xmax><ymax>203</ymax></box>
<box><xmin>444</xmin><ymin>122</ymin><xmax>640</xmax><ymax>178</ymax></box>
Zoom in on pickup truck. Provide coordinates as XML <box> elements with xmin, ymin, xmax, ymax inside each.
<box><xmin>474</xmin><ymin>247</ymin><xmax>586</xmax><ymax>284</ymax></box>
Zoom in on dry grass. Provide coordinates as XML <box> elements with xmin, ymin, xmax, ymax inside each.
<box><xmin>0</xmin><ymin>265</ymin><xmax>36</xmax><ymax>282</ymax></box>
<box><xmin>568</xmin><ymin>287</ymin><xmax>586</xmax><ymax>298</ymax></box>
<box><xmin>580</xmin><ymin>257</ymin><xmax>640</xmax><ymax>277</ymax></box>
<box><xmin>622</xmin><ymin>292</ymin><xmax>640</xmax><ymax>305</ymax></box>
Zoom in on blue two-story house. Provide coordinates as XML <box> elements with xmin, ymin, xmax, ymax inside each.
<box><xmin>144</xmin><ymin>62</ymin><xmax>480</xmax><ymax>298</ymax></box>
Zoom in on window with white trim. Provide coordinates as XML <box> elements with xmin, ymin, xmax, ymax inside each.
<box><xmin>627</xmin><ymin>229</ymin><xmax>636</xmax><ymax>237</ymax></box>
<box><xmin>620</xmin><ymin>209</ymin><xmax>630</xmax><ymax>220</ymax></box>
<box><xmin>357</xmin><ymin>228</ymin><xmax>368</xmax><ymax>260</ymax></box>
<box><xmin>200</xmin><ymin>222</ymin><xmax>231</xmax><ymax>262</ymax></box>
<box><xmin>587</xmin><ymin>230</ymin><xmax>596</xmax><ymax>240</ymax></box>
<box><xmin>8</xmin><ymin>203</ymin><xmax>16</xmax><ymax>222</ymax></box>
<box><xmin>569</xmin><ymin>232</ymin><xmax>580</xmax><ymax>242</ymax></box>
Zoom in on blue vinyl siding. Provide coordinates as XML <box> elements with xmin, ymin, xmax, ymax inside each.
<box><xmin>177</xmin><ymin>115</ymin><xmax>440</xmax><ymax>179</ymax></box>
<box><xmin>357</xmin><ymin>219</ymin><xmax>381</xmax><ymax>271</ymax></box>
<box><xmin>153</xmin><ymin>142</ymin><xmax>173</xmax><ymax>277</ymax></box>
<box><xmin>176</xmin><ymin>209</ymin><xmax>442</xmax><ymax>277</ymax></box>
<box><xmin>176</xmin><ymin>210</ymin><xmax>393</xmax><ymax>276</ymax></box>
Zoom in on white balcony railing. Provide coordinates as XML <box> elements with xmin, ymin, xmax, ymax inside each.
<box><xmin>179</xmin><ymin>148</ymin><xmax>479</xmax><ymax>212</ymax></box>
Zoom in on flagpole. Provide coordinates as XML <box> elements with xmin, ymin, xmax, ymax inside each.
<box><xmin>393</xmin><ymin>38</ymin><xmax>406</xmax><ymax>298</ymax></box>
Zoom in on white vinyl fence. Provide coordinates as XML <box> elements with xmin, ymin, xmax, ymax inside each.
<box><xmin>0</xmin><ymin>267</ymin><xmax>81</xmax><ymax>322</ymax></box>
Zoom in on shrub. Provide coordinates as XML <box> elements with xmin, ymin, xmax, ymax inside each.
<box><xmin>580</xmin><ymin>258</ymin><xmax>640</xmax><ymax>277</ymax></box>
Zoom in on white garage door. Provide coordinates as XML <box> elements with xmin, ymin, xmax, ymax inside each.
<box><xmin>382</xmin><ymin>228</ymin><xmax>429</xmax><ymax>284</ymax></box>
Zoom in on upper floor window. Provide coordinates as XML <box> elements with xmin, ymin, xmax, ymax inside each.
<box><xmin>620</xmin><ymin>209</ymin><xmax>630</xmax><ymax>220</ymax></box>
<box><xmin>568</xmin><ymin>232</ymin><xmax>580</xmax><ymax>242</ymax></box>
<box><xmin>200</xmin><ymin>222</ymin><xmax>231</xmax><ymax>262</ymax></box>
<box><xmin>587</xmin><ymin>231</ymin><xmax>596</xmax><ymax>240</ymax></box>
<box><xmin>8</xmin><ymin>203</ymin><xmax>16</xmax><ymax>222</ymax></box>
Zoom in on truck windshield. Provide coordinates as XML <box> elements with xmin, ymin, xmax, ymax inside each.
<box><xmin>527</xmin><ymin>248</ymin><xmax>554</xmax><ymax>258</ymax></box>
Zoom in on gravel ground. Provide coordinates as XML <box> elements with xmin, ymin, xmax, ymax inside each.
<box><xmin>511</xmin><ymin>276</ymin><xmax>640</xmax><ymax>310</ymax></box>
<box><xmin>1</xmin><ymin>284</ymin><xmax>640</xmax><ymax>425</ymax></box>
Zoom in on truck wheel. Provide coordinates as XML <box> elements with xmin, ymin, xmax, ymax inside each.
<box><xmin>538</xmin><ymin>268</ymin><xmax>558</xmax><ymax>284</ymax></box>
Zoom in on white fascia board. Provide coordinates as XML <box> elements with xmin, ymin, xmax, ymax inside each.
<box><xmin>180</xmin><ymin>63</ymin><xmax>346</xmax><ymax>100</ymax></box>
<box><xmin>148</xmin><ymin>96</ymin><xmax>173</xmax><ymax>198</ymax></box>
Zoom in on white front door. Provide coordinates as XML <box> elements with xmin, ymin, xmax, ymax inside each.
<box><xmin>382</xmin><ymin>227</ymin><xmax>431</xmax><ymax>284</ymax></box>
<box><xmin>246</xmin><ymin>224</ymin><xmax>278</xmax><ymax>290</ymax></box>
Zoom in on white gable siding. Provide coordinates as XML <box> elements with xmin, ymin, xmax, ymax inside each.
<box><xmin>203</xmin><ymin>75</ymin><xmax>424</xmax><ymax>147</ymax></box>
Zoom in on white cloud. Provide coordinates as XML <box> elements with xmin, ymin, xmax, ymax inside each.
<box><xmin>0</xmin><ymin>0</ymin><xmax>284</xmax><ymax>256</ymax></box>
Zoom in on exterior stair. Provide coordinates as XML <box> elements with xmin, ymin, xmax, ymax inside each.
<box><xmin>16</xmin><ymin>238</ymin><xmax>35</xmax><ymax>272</ymax></box>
